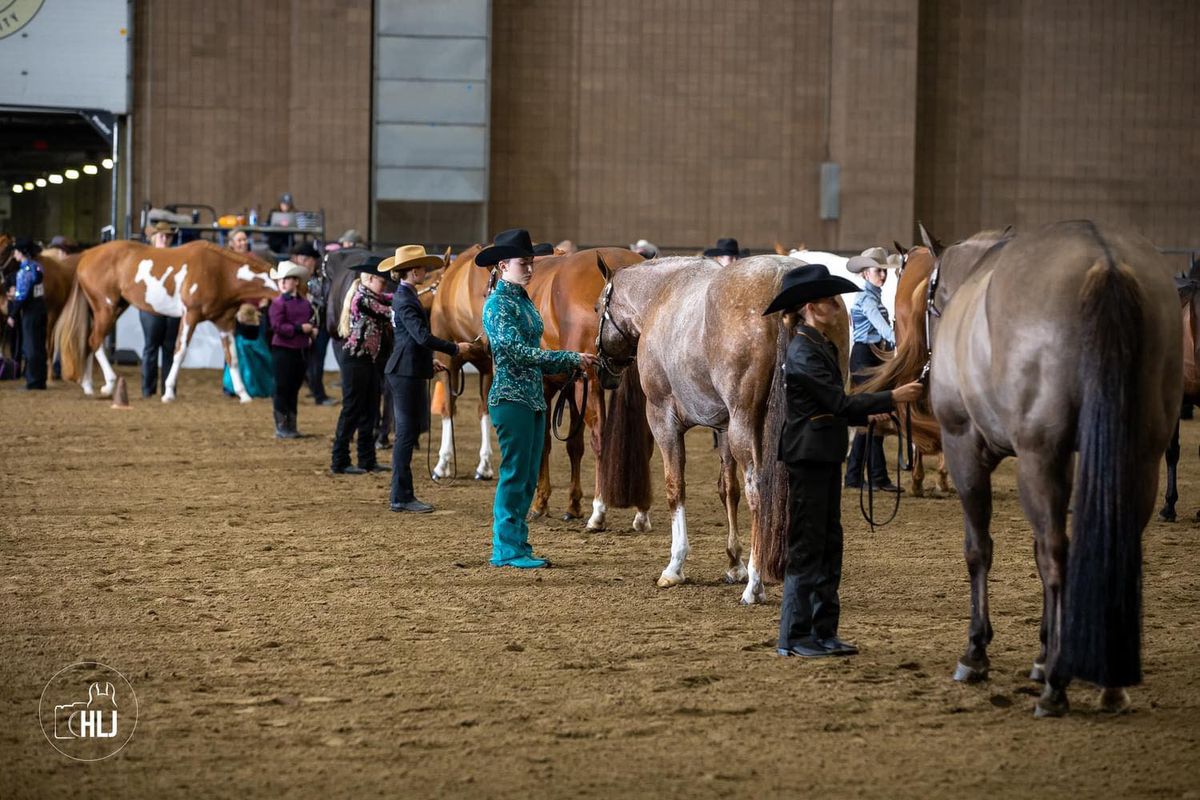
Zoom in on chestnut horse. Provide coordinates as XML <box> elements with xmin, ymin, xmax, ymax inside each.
<box><xmin>596</xmin><ymin>255</ymin><xmax>803</xmax><ymax>604</ymax></box>
<box><xmin>858</xmin><ymin>245</ymin><xmax>952</xmax><ymax>496</ymax></box>
<box><xmin>55</xmin><ymin>240</ymin><xmax>280</xmax><ymax>401</ymax></box>
<box><xmin>1157</xmin><ymin>269</ymin><xmax>1200</xmax><ymax>521</ymax></box>
<box><xmin>0</xmin><ymin>235</ymin><xmax>79</xmax><ymax>365</ymax></box>
<box><xmin>900</xmin><ymin>221</ymin><xmax>1178</xmax><ymax>716</ymax></box>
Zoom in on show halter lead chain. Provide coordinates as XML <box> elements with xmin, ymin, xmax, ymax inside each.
<box><xmin>859</xmin><ymin>411</ymin><xmax>907</xmax><ymax>532</ymax></box>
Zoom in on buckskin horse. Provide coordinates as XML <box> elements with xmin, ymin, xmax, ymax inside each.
<box><xmin>898</xmin><ymin>221</ymin><xmax>1179</xmax><ymax>716</ymax></box>
<box><xmin>858</xmin><ymin>244</ymin><xmax>952</xmax><ymax>497</ymax></box>
<box><xmin>1157</xmin><ymin>262</ymin><xmax>1200</xmax><ymax>522</ymax></box>
<box><xmin>55</xmin><ymin>240</ymin><xmax>280</xmax><ymax>401</ymax></box>
<box><xmin>595</xmin><ymin>255</ymin><xmax>807</xmax><ymax>604</ymax></box>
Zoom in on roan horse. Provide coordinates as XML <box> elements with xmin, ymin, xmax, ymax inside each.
<box><xmin>870</xmin><ymin>220</ymin><xmax>1180</xmax><ymax>716</ymax></box>
<box><xmin>596</xmin><ymin>255</ymin><xmax>806</xmax><ymax>604</ymax></box>
<box><xmin>1157</xmin><ymin>262</ymin><xmax>1200</xmax><ymax>522</ymax></box>
<box><xmin>55</xmin><ymin>240</ymin><xmax>280</xmax><ymax>401</ymax></box>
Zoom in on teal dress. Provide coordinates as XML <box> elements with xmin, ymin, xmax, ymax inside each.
<box><xmin>223</xmin><ymin>318</ymin><xmax>275</xmax><ymax>398</ymax></box>
<box><xmin>481</xmin><ymin>279</ymin><xmax>580</xmax><ymax>567</ymax></box>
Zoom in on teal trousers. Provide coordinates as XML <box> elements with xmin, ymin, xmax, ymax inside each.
<box><xmin>489</xmin><ymin>402</ymin><xmax>546</xmax><ymax>565</ymax></box>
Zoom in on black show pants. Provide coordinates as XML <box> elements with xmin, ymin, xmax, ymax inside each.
<box><xmin>778</xmin><ymin>461</ymin><xmax>844</xmax><ymax>647</ymax></box>
<box><xmin>387</xmin><ymin>374</ymin><xmax>426</xmax><ymax>504</ymax></box>
<box><xmin>306</xmin><ymin>324</ymin><xmax>332</xmax><ymax>402</ymax></box>
<box><xmin>139</xmin><ymin>310</ymin><xmax>180</xmax><ymax>396</ymax></box>
<box><xmin>20</xmin><ymin>299</ymin><xmax>48</xmax><ymax>389</ymax></box>
<box><xmin>331</xmin><ymin>354</ymin><xmax>381</xmax><ymax>469</ymax></box>
<box><xmin>271</xmin><ymin>345</ymin><xmax>308</xmax><ymax>416</ymax></box>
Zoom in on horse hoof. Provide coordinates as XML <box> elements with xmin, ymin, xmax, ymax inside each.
<box><xmin>1098</xmin><ymin>687</ymin><xmax>1131</xmax><ymax>714</ymax></box>
<box><xmin>1029</xmin><ymin>662</ymin><xmax>1046</xmax><ymax>683</ymax></box>
<box><xmin>739</xmin><ymin>587</ymin><xmax>767</xmax><ymax>605</ymax></box>
<box><xmin>100</xmin><ymin>386</ymin><xmax>115</xmax><ymax>398</ymax></box>
<box><xmin>1034</xmin><ymin>697</ymin><xmax>1069</xmax><ymax>718</ymax></box>
<box><xmin>632</xmin><ymin>513</ymin><xmax>652</xmax><ymax>533</ymax></box>
<box><xmin>953</xmin><ymin>661</ymin><xmax>989</xmax><ymax>683</ymax></box>
<box><xmin>656</xmin><ymin>573</ymin><xmax>685</xmax><ymax>588</ymax></box>
<box><xmin>585</xmin><ymin>523</ymin><xmax>606</xmax><ymax>533</ymax></box>
<box><xmin>560</xmin><ymin>513</ymin><xmax>583</xmax><ymax>522</ymax></box>
<box><xmin>527</xmin><ymin>510</ymin><xmax>547</xmax><ymax>521</ymax></box>
<box><xmin>474</xmin><ymin>472</ymin><xmax>493</xmax><ymax>481</ymax></box>
<box><xmin>724</xmin><ymin>567</ymin><xmax>749</xmax><ymax>585</ymax></box>
<box><xmin>239</xmin><ymin>395</ymin><xmax>253</xmax><ymax>404</ymax></box>
<box><xmin>1157</xmin><ymin>508</ymin><xmax>1176</xmax><ymax>522</ymax></box>
<box><xmin>161</xmin><ymin>394</ymin><xmax>176</xmax><ymax>404</ymax></box>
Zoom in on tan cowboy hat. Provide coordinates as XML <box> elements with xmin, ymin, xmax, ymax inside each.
<box><xmin>379</xmin><ymin>244</ymin><xmax>443</xmax><ymax>274</ymax></box>
<box><xmin>270</xmin><ymin>260</ymin><xmax>310</xmax><ymax>281</ymax></box>
<box><xmin>846</xmin><ymin>246</ymin><xmax>897</xmax><ymax>274</ymax></box>
<box><xmin>150</xmin><ymin>221</ymin><xmax>177</xmax><ymax>235</ymax></box>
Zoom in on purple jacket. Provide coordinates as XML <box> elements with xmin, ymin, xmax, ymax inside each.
<box><xmin>269</xmin><ymin>293</ymin><xmax>314</xmax><ymax>349</ymax></box>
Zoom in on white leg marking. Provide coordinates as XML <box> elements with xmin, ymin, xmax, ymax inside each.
<box><xmin>433</xmin><ymin>417</ymin><xmax>454</xmax><ymax>478</ymax></box>
<box><xmin>82</xmin><ymin>353</ymin><xmax>96</xmax><ymax>395</ymax></box>
<box><xmin>222</xmin><ymin>331</ymin><xmax>252</xmax><ymax>403</ymax></box>
<box><xmin>476</xmin><ymin>413</ymin><xmax>495</xmax><ymax>478</ymax></box>
<box><xmin>632</xmin><ymin>509</ymin><xmax>652</xmax><ymax>533</ymax></box>
<box><xmin>162</xmin><ymin>320</ymin><xmax>190</xmax><ymax>403</ymax></box>
<box><xmin>657</xmin><ymin>505</ymin><xmax>690</xmax><ymax>588</ymax></box>
<box><xmin>587</xmin><ymin>496</ymin><xmax>608</xmax><ymax>531</ymax></box>
<box><xmin>740</xmin><ymin>548</ymin><xmax>767</xmax><ymax>605</ymax></box>
<box><xmin>94</xmin><ymin>347</ymin><xmax>117</xmax><ymax>396</ymax></box>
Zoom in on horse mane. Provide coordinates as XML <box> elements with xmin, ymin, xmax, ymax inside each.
<box><xmin>859</xmin><ymin>277</ymin><xmax>931</xmax><ymax>401</ymax></box>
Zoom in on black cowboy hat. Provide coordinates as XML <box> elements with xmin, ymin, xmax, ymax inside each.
<box><xmin>704</xmin><ymin>237</ymin><xmax>739</xmax><ymax>258</ymax></box>
<box><xmin>289</xmin><ymin>241</ymin><xmax>320</xmax><ymax>259</ymax></box>
<box><xmin>475</xmin><ymin>228</ymin><xmax>536</xmax><ymax>267</ymax></box>
<box><xmin>13</xmin><ymin>237</ymin><xmax>41</xmax><ymax>257</ymax></box>
<box><xmin>762</xmin><ymin>263</ymin><xmax>859</xmax><ymax>316</ymax></box>
<box><xmin>348</xmin><ymin>255</ymin><xmax>386</xmax><ymax>273</ymax></box>
<box><xmin>532</xmin><ymin>242</ymin><xmax>555</xmax><ymax>256</ymax></box>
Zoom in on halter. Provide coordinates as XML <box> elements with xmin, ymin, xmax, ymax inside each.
<box><xmin>919</xmin><ymin>255</ymin><xmax>942</xmax><ymax>384</ymax></box>
<box><xmin>594</xmin><ymin>280</ymin><xmax>638</xmax><ymax>375</ymax></box>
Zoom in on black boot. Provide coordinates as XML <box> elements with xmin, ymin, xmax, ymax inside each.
<box><xmin>845</xmin><ymin>433</ymin><xmax>867</xmax><ymax>488</ymax></box>
<box><xmin>273</xmin><ymin>411</ymin><xmax>288</xmax><ymax>439</ymax></box>
<box><xmin>283</xmin><ymin>412</ymin><xmax>302</xmax><ymax>439</ymax></box>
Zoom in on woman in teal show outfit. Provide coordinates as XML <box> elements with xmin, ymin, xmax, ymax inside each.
<box><xmin>476</xmin><ymin>229</ymin><xmax>598</xmax><ymax>568</ymax></box>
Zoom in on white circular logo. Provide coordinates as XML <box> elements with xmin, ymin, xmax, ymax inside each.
<box><xmin>0</xmin><ymin>0</ymin><xmax>47</xmax><ymax>40</ymax></box>
<box><xmin>39</xmin><ymin>662</ymin><xmax>138</xmax><ymax>761</ymax></box>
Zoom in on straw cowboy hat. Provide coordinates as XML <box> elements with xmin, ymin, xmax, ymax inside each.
<box><xmin>846</xmin><ymin>246</ymin><xmax>898</xmax><ymax>274</ymax></box>
<box><xmin>150</xmin><ymin>221</ymin><xmax>178</xmax><ymax>235</ymax></box>
<box><xmin>379</xmin><ymin>244</ymin><xmax>442</xmax><ymax>274</ymax></box>
<box><xmin>762</xmin><ymin>263</ymin><xmax>859</xmax><ymax>316</ymax></box>
<box><xmin>270</xmin><ymin>260</ymin><xmax>310</xmax><ymax>281</ymax></box>
<box><xmin>474</xmin><ymin>228</ymin><xmax>537</xmax><ymax>267</ymax></box>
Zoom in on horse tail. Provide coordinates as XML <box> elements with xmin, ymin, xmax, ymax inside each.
<box><xmin>1064</xmin><ymin>256</ymin><xmax>1145</xmax><ymax>687</ymax></box>
<box><xmin>753</xmin><ymin>320</ymin><xmax>791</xmax><ymax>583</ymax></box>
<box><xmin>336</xmin><ymin>279</ymin><xmax>358</xmax><ymax>339</ymax></box>
<box><xmin>598</xmin><ymin>362</ymin><xmax>654</xmax><ymax>508</ymax></box>
<box><xmin>54</xmin><ymin>278</ymin><xmax>91</xmax><ymax>381</ymax></box>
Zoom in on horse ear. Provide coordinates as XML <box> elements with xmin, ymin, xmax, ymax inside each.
<box><xmin>442</xmin><ymin>246</ymin><xmax>452</xmax><ymax>267</ymax></box>
<box><xmin>596</xmin><ymin>252</ymin><xmax>612</xmax><ymax>281</ymax></box>
<box><xmin>893</xmin><ymin>240</ymin><xmax>906</xmax><ymax>256</ymax></box>
<box><xmin>917</xmin><ymin>222</ymin><xmax>942</xmax><ymax>256</ymax></box>
<box><xmin>773</xmin><ymin>241</ymin><xmax>787</xmax><ymax>255</ymax></box>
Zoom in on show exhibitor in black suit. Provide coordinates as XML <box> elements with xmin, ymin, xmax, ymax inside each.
<box><xmin>763</xmin><ymin>264</ymin><xmax>924</xmax><ymax>658</ymax></box>
<box><xmin>381</xmin><ymin>245</ymin><xmax>473</xmax><ymax>514</ymax></box>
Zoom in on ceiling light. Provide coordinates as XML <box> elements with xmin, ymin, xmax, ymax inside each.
<box><xmin>24</xmin><ymin>182</ymin><xmax>34</xmax><ymax>190</ymax></box>
<box><xmin>36</xmin><ymin>178</ymin><xmax>47</xmax><ymax>187</ymax></box>
<box><xmin>65</xmin><ymin>169</ymin><xmax>80</xmax><ymax>179</ymax></box>
<box><xmin>102</xmin><ymin>158</ymin><xmax>114</xmax><ymax>169</ymax></box>
<box><xmin>48</xmin><ymin>174</ymin><xmax>64</xmax><ymax>184</ymax></box>
<box><xmin>82</xmin><ymin>164</ymin><xmax>98</xmax><ymax>175</ymax></box>
<box><xmin>12</xmin><ymin>185</ymin><xmax>23</xmax><ymax>193</ymax></box>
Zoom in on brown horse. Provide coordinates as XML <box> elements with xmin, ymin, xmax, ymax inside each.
<box><xmin>596</xmin><ymin>255</ymin><xmax>803</xmax><ymax>604</ymax></box>
<box><xmin>1157</xmin><ymin>270</ymin><xmax>1200</xmax><ymax>521</ymax></box>
<box><xmin>858</xmin><ymin>245</ymin><xmax>952</xmax><ymax>496</ymax></box>
<box><xmin>55</xmin><ymin>240</ymin><xmax>280</xmax><ymax>401</ymax></box>
<box><xmin>0</xmin><ymin>235</ymin><xmax>79</xmax><ymax>365</ymax></box>
<box><xmin>525</xmin><ymin>247</ymin><xmax>645</xmax><ymax>526</ymax></box>
<box><xmin>897</xmin><ymin>221</ymin><xmax>1178</xmax><ymax>716</ymax></box>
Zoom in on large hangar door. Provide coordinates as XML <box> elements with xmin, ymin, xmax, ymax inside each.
<box><xmin>372</xmin><ymin>0</ymin><xmax>490</xmax><ymax>246</ymax></box>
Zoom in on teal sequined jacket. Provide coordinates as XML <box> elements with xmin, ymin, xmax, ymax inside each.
<box><xmin>482</xmin><ymin>279</ymin><xmax>580</xmax><ymax>410</ymax></box>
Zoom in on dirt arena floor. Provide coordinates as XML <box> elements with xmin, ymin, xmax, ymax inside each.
<box><xmin>2</xmin><ymin>369</ymin><xmax>1198</xmax><ymax>798</ymax></box>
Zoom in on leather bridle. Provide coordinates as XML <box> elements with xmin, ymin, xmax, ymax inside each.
<box><xmin>594</xmin><ymin>280</ymin><xmax>638</xmax><ymax>376</ymax></box>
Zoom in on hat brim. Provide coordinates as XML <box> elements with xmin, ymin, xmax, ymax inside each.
<box><xmin>846</xmin><ymin>255</ymin><xmax>897</xmax><ymax>274</ymax></box>
<box><xmin>348</xmin><ymin>256</ymin><xmax>387</xmax><ymax>273</ymax></box>
<box><xmin>762</xmin><ymin>275</ymin><xmax>860</xmax><ymax>316</ymax></box>
<box><xmin>474</xmin><ymin>244</ymin><xmax>535</xmax><ymax>267</ymax></box>
<box><xmin>703</xmin><ymin>247</ymin><xmax>737</xmax><ymax>258</ymax></box>
<box><xmin>379</xmin><ymin>254</ymin><xmax>443</xmax><ymax>273</ymax></box>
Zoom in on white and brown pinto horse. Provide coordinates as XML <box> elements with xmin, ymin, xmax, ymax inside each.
<box><xmin>913</xmin><ymin>221</ymin><xmax>1178</xmax><ymax>716</ymax></box>
<box><xmin>596</xmin><ymin>255</ymin><xmax>823</xmax><ymax>604</ymax></box>
<box><xmin>55</xmin><ymin>240</ymin><xmax>279</xmax><ymax>401</ymax></box>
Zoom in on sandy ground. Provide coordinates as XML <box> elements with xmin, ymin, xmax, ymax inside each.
<box><xmin>1</xmin><ymin>369</ymin><xmax>1198</xmax><ymax>799</ymax></box>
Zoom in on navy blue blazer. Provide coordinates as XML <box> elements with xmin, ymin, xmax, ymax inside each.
<box><xmin>383</xmin><ymin>284</ymin><xmax>457</xmax><ymax>378</ymax></box>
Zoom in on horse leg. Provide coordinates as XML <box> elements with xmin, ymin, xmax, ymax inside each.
<box><xmin>162</xmin><ymin>311</ymin><xmax>199</xmax><ymax>402</ymax></box>
<box><xmin>586</xmin><ymin>377</ymin><xmax>609</xmax><ymax>531</ymax></box>
<box><xmin>1013</xmin><ymin>450</ymin><xmax>1072</xmax><ymax>716</ymax></box>
<box><xmin>563</xmin><ymin>395</ymin><xmax>585</xmax><ymax>520</ymax></box>
<box><xmin>943</xmin><ymin>430</ymin><xmax>999</xmax><ymax>683</ymax></box>
<box><xmin>82</xmin><ymin>352</ymin><xmax>96</xmax><ymax>395</ymax></box>
<box><xmin>86</xmin><ymin>305</ymin><xmax>118</xmax><ymax>396</ymax></box>
<box><xmin>936</xmin><ymin>453</ymin><xmax>954</xmax><ymax>495</ymax></box>
<box><xmin>1157</xmin><ymin>416</ymin><xmax>1180</xmax><ymax>522</ymax></box>
<box><xmin>220</xmin><ymin>326</ymin><xmax>252</xmax><ymax>403</ymax></box>
<box><xmin>911</xmin><ymin>450</ymin><xmax>926</xmax><ymax>497</ymax></box>
<box><xmin>715</xmin><ymin>432</ymin><xmax>747</xmax><ymax>584</ymax></box>
<box><xmin>475</xmin><ymin>368</ymin><xmax>496</xmax><ymax>480</ymax></box>
<box><xmin>654</xmin><ymin>418</ymin><xmax>689</xmax><ymax>588</ymax></box>
<box><xmin>432</xmin><ymin>365</ymin><xmax>456</xmax><ymax>479</ymax></box>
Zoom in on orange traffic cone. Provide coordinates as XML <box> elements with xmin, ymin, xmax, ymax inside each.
<box><xmin>110</xmin><ymin>376</ymin><xmax>131</xmax><ymax>410</ymax></box>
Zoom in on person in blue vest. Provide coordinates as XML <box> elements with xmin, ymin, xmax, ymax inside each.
<box><xmin>476</xmin><ymin>229</ymin><xmax>597</xmax><ymax>568</ymax></box>
<box><xmin>7</xmin><ymin>237</ymin><xmax>48</xmax><ymax>390</ymax></box>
